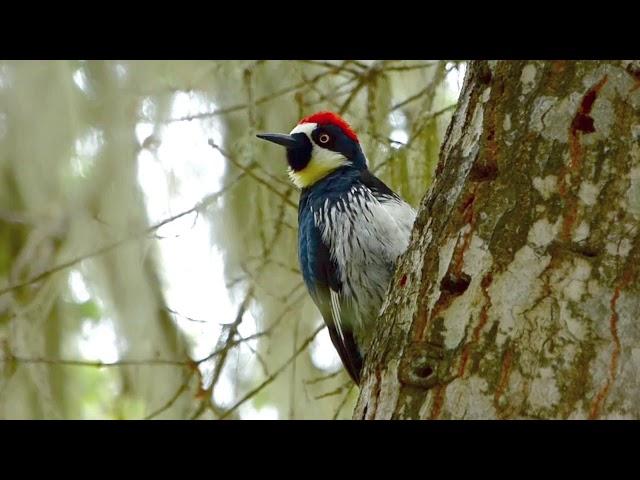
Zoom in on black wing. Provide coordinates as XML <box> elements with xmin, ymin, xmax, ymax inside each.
<box><xmin>359</xmin><ymin>168</ymin><xmax>401</xmax><ymax>200</ymax></box>
<box><xmin>302</xmin><ymin>216</ymin><xmax>363</xmax><ymax>384</ymax></box>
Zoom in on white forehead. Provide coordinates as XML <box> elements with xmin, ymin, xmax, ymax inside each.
<box><xmin>289</xmin><ymin>122</ymin><xmax>317</xmax><ymax>137</ymax></box>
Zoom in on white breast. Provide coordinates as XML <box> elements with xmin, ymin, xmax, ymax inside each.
<box><xmin>313</xmin><ymin>185</ymin><xmax>416</xmax><ymax>327</ymax></box>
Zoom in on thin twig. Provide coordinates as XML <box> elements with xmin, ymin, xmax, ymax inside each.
<box><xmin>5</xmin><ymin>356</ymin><xmax>192</xmax><ymax>368</ymax></box>
<box><xmin>384</xmin><ymin>62</ymin><xmax>436</xmax><ymax>72</ymax></box>
<box><xmin>392</xmin><ymin>84</ymin><xmax>436</xmax><ymax>112</ymax></box>
<box><xmin>166</xmin><ymin>307</ymin><xmax>209</xmax><ymax>324</ymax></box>
<box><xmin>4</xmin><ymin>330</ymin><xmax>268</xmax><ymax>369</ymax></box>
<box><xmin>338</xmin><ymin>76</ymin><xmax>367</xmax><ymax>116</ymax></box>
<box><xmin>296</xmin><ymin>60</ymin><xmax>361</xmax><ymax>76</ymax></box>
<box><xmin>144</xmin><ymin>373</ymin><xmax>194</xmax><ymax>420</ymax></box>
<box><xmin>245</xmin><ymin>257</ymin><xmax>301</xmax><ymax>276</ymax></box>
<box><xmin>244</xmin><ymin>341</ymin><xmax>270</xmax><ymax>377</ymax></box>
<box><xmin>314</xmin><ymin>380</ymin><xmax>352</xmax><ymax>400</ymax></box>
<box><xmin>166</xmin><ymin>69</ymin><xmax>341</xmax><ymax>123</ymax></box>
<box><xmin>304</xmin><ymin>369</ymin><xmax>342</xmax><ymax>385</ymax></box>
<box><xmin>302</xmin><ymin>74</ymin><xmax>359</xmax><ymax>110</ymax></box>
<box><xmin>218</xmin><ymin>324</ymin><xmax>324</xmax><ymax>419</ymax></box>
<box><xmin>208</xmin><ymin>139</ymin><xmax>298</xmax><ymax>210</ymax></box>
<box><xmin>208</xmin><ymin>288</ymin><xmax>253</xmax><ymax>392</ymax></box>
<box><xmin>405</xmin><ymin>104</ymin><xmax>456</xmax><ymax>147</ymax></box>
<box><xmin>332</xmin><ymin>384</ymin><xmax>355</xmax><ymax>420</ymax></box>
<box><xmin>0</xmin><ymin>173</ymin><xmax>246</xmax><ymax>299</ymax></box>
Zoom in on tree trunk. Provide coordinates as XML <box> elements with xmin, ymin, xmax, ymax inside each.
<box><xmin>355</xmin><ymin>60</ymin><xmax>640</xmax><ymax>420</ymax></box>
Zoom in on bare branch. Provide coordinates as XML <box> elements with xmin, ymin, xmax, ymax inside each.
<box><xmin>4</xmin><ymin>329</ymin><xmax>269</xmax><ymax>369</ymax></box>
<box><xmin>166</xmin><ymin>306</ymin><xmax>209</xmax><ymax>324</ymax></box>
<box><xmin>392</xmin><ymin>84</ymin><xmax>437</xmax><ymax>112</ymax></box>
<box><xmin>208</xmin><ymin>139</ymin><xmax>298</xmax><ymax>210</ymax></box>
<box><xmin>314</xmin><ymin>380</ymin><xmax>352</xmax><ymax>400</ymax></box>
<box><xmin>0</xmin><ymin>172</ymin><xmax>246</xmax><ymax>299</ymax></box>
<box><xmin>5</xmin><ymin>356</ymin><xmax>193</xmax><ymax>368</ymax></box>
<box><xmin>166</xmin><ymin>68</ymin><xmax>341</xmax><ymax>123</ymax></box>
<box><xmin>384</xmin><ymin>62</ymin><xmax>436</xmax><ymax>72</ymax></box>
<box><xmin>338</xmin><ymin>76</ymin><xmax>367</xmax><ymax>116</ymax></box>
<box><xmin>244</xmin><ymin>341</ymin><xmax>270</xmax><ymax>377</ymax></box>
<box><xmin>144</xmin><ymin>372</ymin><xmax>194</xmax><ymax>420</ymax></box>
<box><xmin>304</xmin><ymin>369</ymin><xmax>342</xmax><ymax>385</ymax></box>
<box><xmin>302</xmin><ymin>75</ymin><xmax>359</xmax><ymax>109</ymax></box>
<box><xmin>332</xmin><ymin>384</ymin><xmax>355</xmax><ymax>420</ymax></box>
<box><xmin>405</xmin><ymin>104</ymin><xmax>456</xmax><ymax>147</ymax></box>
<box><xmin>193</xmin><ymin>328</ymin><xmax>265</xmax><ymax>366</ymax></box>
<box><xmin>245</xmin><ymin>257</ymin><xmax>301</xmax><ymax>276</ymax></box>
<box><xmin>207</xmin><ymin>288</ymin><xmax>254</xmax><ymax>392</ymax></box>
<box><xmin>296</xmin><ymin>60</ymin><xmax>361</xmax><ymax>76</ymax></box>
<box><xmin>218</xmin><ymin>324</ymin><xmax>324</xmax><ymax>420</ymax></box>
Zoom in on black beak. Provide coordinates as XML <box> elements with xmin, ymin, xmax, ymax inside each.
<box><xmin>256</xmin><ymin>133</ymin><xmax>301</xmax><ymax>149</ymax></box>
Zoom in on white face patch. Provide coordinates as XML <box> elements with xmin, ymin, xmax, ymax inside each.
<box><xmin>287</xmin><ymin>122</ymin><xmax>351</xmax><ymax>188</ymax></box>
<box><xmin>289</xmin><ymin>122</ymin><xmax>316</xmax><ymax>137</ymax></box>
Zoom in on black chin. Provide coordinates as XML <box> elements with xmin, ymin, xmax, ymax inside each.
<box><xmin>285</xmin><ymin>133</ymin><xmax>313</xmax><ymax>171</ymax></box>
<box><xmin>257</xmin><ymin>132</ymin><xmax>313</xmax><ymax>171</ymax></box>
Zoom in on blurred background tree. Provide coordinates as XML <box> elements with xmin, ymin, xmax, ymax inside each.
<box><xmin>0</xmin><ymin>60</ymin><xmax>464</xmax><ymax>419</ymax></box>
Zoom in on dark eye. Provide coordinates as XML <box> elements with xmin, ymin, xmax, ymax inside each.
<box><xmin>319</xmin><ymin>133</ymin><xmax>330</xmax><ymax>144</ymax></box>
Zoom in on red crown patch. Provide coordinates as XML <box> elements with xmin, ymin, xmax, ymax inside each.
<box><xmin>298</xmin><ymin>111</ymin><xmax>359</xmax><ymax>143</ymax></box>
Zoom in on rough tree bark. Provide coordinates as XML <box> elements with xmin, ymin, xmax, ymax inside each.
<box><xmin>355</xmin><ymin>60</ymin><xmax>640</xmax><ymax>419</ymax></box>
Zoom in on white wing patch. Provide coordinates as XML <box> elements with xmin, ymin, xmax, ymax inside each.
<box><xmin>330</xmin><ymin>289</ymin><xmax>345</xmax><ymax>339</ymax></box>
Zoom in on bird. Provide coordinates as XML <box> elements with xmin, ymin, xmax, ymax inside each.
<box><xmin>257</xmin><ymin>111</ymin><xmax>416</xmax><ymax>385</ymax></box>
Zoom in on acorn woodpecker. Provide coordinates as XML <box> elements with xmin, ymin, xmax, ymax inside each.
<box><xmin>257</xmin><ymin>112</ymin><xmax>416</xmax><ymax>384</ymax></box>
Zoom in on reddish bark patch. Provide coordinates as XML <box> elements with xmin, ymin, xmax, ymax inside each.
<box><xmin>552</xmin><ymin>61</ymin><xmax>567</xmax><ymax>74</ymax></box>
<box><xmin>429</xmin><ymin>385</ymin><xmax>446</xmax><ymax>419</ymax></box>
<box><xmin>571</xmin><ymin>87</ymin><xmax>601</xmax><ymax>133</ymax></box>
<box><xmin>412</xmin><ymin>310</ymin><xmax>430</xmax><ymax>342</ymax></box>
<box><xmin>588</xmin><ymin>271</ymin><xmax>629</xmax><ymax>419</ymax></box>
<box><xmin>494</xmin><ymin>348</ymin><xmax>514</xmax><ymax>416</ymax></box>
<box><xmin>451</xmin><ymin>189</ymin><xmax>477</xmax><ymax>277</ymax></box>
<box><xmin>459</xmin><ymin>193</ymin><xmax>476</xmax><ymax>213</ymax></box>
<box><xmin>469</xmin><ymin>161</ymin><xmax>499</xmax><ymax>182</ymax></box>
<box><xmin>571</xmin><ymin>114</ymin><xmax>596</xmax><ymax>134</ymax></box>
<box><xmin>558</xmin><ymin>179</ymin><xmax>567</xmax><ymax>197</ymax></box>
<box><xmin>398</xmin><ymin>274</ymin><xmax>408</xmax><ymax>288</ymax></box>
<box><xmin>568</xmin><ymin>76</ymin><xmax>608</xmax><ymax>169</ymax></box>
<box><xmin>567</xmin><ymin>136</ymin><xmax>582</xmax><ymax>173</ymax></box>
<box><xmin>588</xmin><ymin>232</ymin><xmax>640</xmax><ymax>418</ymax></box>
<box><xmin>457</xmin><ymin>272</ymin><xmax>493</xmax><ymax>378</ymax></box>
<box><xmin>453</xmin><ymin>227</ymin><xmax>474</xmax><ymax>274</ymax></box>
<box><xmin>560</xmin><ymin>76</ymin><xmax>608</xmax><ymax>242</ymax></box>
<box><xmin>457</xmin><ymin>349</ymin><xmax>471</xmax><ymax>379</ymax></box>
<box><xmin>560</xmin><ymin>200</ymin><xmax>579</xmax><ymax>242</ymax></box>
<box><xmin>440</xmin><ymin>272</ymin><xmax>471</xmax><ymax>296</ymax></box>
<box><xmin>481</xmin><ymin>271</ymin><xmax>493</xmax><ymax>289</ymax></box>
<box><xmin>545</xmin><ymin>61</ymin><xmax>569</xmax><ymax>95</ymax></box>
